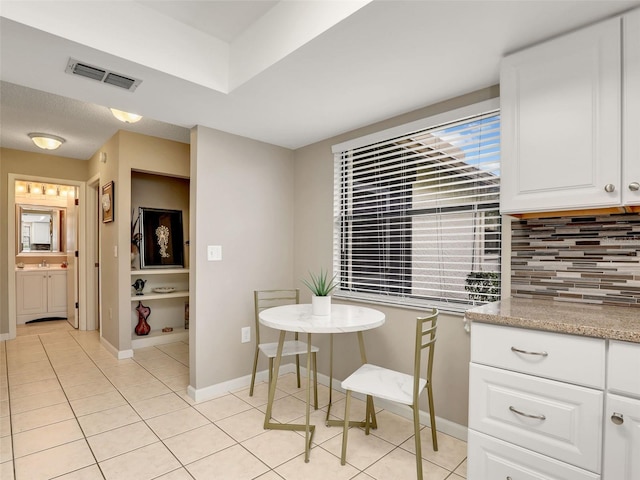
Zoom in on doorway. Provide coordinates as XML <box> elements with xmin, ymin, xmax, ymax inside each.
<box><xmin>7</xmin><ymin>173</ymin><xmax>88</xmax><ymax>338</ymax></box>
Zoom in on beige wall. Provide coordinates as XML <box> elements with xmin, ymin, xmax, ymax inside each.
<box><xmin>292</xmin><ymin>86</ymin><xmax>500</xmax><ymax>428</ymax></box>
<box><xmin>0</xmin><ymin>148</ymin><xmax>90</xmax><ymax>336</ymax></box>
<box><xmin>131</xmin><ymin>171</ymin><xmax>190</xmax><ymax>269</ymax></box>
<box><xmin>94</xmin><ymin>131</ymin><xmax>190</xmax><ymax>353</ymax></box>
<box><xmin>190</xmin><ymin>126</ymin><xmax>295</xmax><ymax>390</ymax></box>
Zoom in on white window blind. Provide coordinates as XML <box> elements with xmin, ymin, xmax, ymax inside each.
<box><xmin>333</xmin><ymin>106</ymin><xmax>501</xmax><ymax>312</ymax></box>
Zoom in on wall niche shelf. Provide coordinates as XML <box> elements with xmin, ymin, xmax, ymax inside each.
<box><xmin>129</xmin><ymin>269</ymin><xmax>189</xmax><ymax>346</ymax></box>
<box><xmin>130</xmin><ymin>171</ymin><xmax>190</xmax><ymax>349</ymax></box>
<box><xmin>131</xmin><ymin>326</ymin><xmax>188</xmax><ymax>349</ymax></box>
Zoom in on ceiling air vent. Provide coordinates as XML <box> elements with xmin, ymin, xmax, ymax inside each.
<box><xmin>65</xmin><ymin>58</ymin><xmax>142</xmax><ymax>92</ymax></box>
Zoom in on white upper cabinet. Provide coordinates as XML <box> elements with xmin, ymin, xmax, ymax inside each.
<box><xmin>500</xmin><ymin>17</ymin><xmax>622</xmax><ymax>214</ymax></box>
<box><xmin>623</xmin><ymin>9</ymin><xmax>640</xmax><ymax>205</ymax></box>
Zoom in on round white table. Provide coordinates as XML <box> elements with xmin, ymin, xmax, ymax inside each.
<box><xmin>259</xmin><ymin>303</ymin><xmax>385</xmax><ymax>462</ymax></box>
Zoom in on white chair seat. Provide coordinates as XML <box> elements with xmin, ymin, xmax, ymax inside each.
<box><xmin>342</xmin><ymin>363</ymin><xmax>427</xmax><ymax>406</ymax></box>
<box><xmin>340</xmin><ymin>311</ymin><xmax>438</xmax><ymax>480</ymax></box>
<box><xmin>259</xmin><ymin>340</ymin><xmax>320</xmax><ymax>358</ymax></box>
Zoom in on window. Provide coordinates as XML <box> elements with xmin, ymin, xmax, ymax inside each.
<box><xmin>332</xmin><ymin>100</ymin><xmax>501</xmax><ymax>312</ymax></box>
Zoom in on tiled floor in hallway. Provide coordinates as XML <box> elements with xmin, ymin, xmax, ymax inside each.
<box><xmin>0</xmin><ymin>320</ymin><xmax>467</xmax><ymax>479</ymax></box>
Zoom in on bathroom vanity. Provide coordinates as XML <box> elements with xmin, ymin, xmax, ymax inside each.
<box><xmin>16</xmin><ymin>265</ymin><xmax>67</xmax><ymax>324</ymax></box>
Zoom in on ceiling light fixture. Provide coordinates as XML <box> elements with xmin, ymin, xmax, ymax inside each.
<box><xmin>28</xmin><ymin>133</ymin><xmax>65</xmax><ymax>150</ymax></box>
<box><xmin>110</xmin><ymin>108</ymin><xmax>142</xmax><ymax>123</ymax></box>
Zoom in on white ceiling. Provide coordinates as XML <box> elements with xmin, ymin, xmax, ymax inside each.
<box><xmin>1</xmin><ymin>0</ymin><xmax>639</xmax><ymax>160</ymax></box>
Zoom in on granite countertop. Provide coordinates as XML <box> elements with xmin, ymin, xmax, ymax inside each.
<box><xmin>466</xmin><ymin>297</ymin><xmax>640</xmax><ymax>344</ymax></box>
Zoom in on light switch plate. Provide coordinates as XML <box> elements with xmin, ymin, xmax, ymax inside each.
<box><xmin>207</xmin><ymin>245</ymin><xmax>222</xmax><ymax>261</ymax></box>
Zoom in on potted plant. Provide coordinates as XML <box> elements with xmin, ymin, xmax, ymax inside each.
<box><xmin>303</xmin><ymin>269</ymin><xmax>337</xmax><ymax>316</ymax></box>
<box><xmin>465</xmin><ymin>271</ymin><xmax>500</xmax><ymax>304</ymax></box>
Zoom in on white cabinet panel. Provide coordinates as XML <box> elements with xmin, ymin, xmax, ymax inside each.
<box><xmin>468</xmin><ymin>430</ymin><xmax>600</xmax><ymax>480</ymax></box>
<box><xmin>603</xmin><ymin>394</ymin><xmax>640</xmax><ymax>480</ymax></box>
<box><xmin>500</xmin><ymin>17</ymin><xmax>621</xmax><ymax>214</ymax></box>
<box><xmin>608</xmin><ymin>341</ymin><xmax>640</xmax><ymax>398</ymax></box>
<box><xmin>48</xmin><ymin>270</ymin><xmax>68</xmax><ymax>313</ymax></box>
<box><xmin>16</xmin><ymin>271</ymin><xmax>47</xmax><ymax>316</ymax></box>
<box><xmin>623</xmin><ymin>9</ymin><xmax>640</xmax><ymax>205</ymax></box>
<box><xmin>470</xmin><ymin>363</ymin><xmax>603</xmax><ymax>473</ymax></box>
<box><xmin>471</xmin><ymin>322</ymin><xmax>605</xmax><ymax>389</ymax></box>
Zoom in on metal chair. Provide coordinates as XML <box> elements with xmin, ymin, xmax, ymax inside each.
<box><xmin>250</xmin><ymin>289</ymin><xmax>319</xmax><ymax>409</ymax></box>
<box><xmin>340</xmin><ymin>309</ymin><xmax>438</xmax><ymax>480</ymax></box>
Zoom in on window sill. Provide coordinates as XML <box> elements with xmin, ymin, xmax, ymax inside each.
<box><xmin>332</xmin><ymin>291</ymin><xmax>481</xmax><ymax>317</ymax></box>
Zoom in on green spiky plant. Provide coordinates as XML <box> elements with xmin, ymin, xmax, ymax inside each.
<box><xmin>302</xmin><ymin>269</ymin><xmax>338</xmax><ymax>296</ymax></box>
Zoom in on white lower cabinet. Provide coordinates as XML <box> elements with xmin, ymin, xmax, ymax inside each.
<box><xmin>469</xmin><ymin>322</ymin><xmax>605</xmax><ymax>479</ymax></box>
<box><xmin>16</xmin><ymin>269</ymin><xmax>67</xmax><ymax>324</ymax></box>
<box><xmin>470</xmin><ymin>323</ymin><xmax>640</xmax><ymax>480</ymax></box>
<box><xmin>468</xmin><ymin>431</ymin><xmax>600</xmax><ymax>480</ymax></box>
<box><xmin>603</xmin><ymin>341</ymin><xmax>640</xmax><ymax>480</ymax></box>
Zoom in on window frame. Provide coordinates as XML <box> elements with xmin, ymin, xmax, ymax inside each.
<box><xmin>331</xmin><ymin>98</ymin><xmax>501</xmax><ymax>313</ymax></box>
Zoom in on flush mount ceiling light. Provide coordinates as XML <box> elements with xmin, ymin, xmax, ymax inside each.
<box><xmin>28</xmin><ymin>133</ymin><xmax>65</xmax><ymax>150</ymax></box>
<box><xmin>110</xmin><ymin>108</ymin><xmax>142</xmax><ymax>124</ymax></box>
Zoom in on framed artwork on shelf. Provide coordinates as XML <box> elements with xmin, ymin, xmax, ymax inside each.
<box><xmin>139</xmin><ymin>207</ymin><xmax>184</xmax><ymax>269</ymax></box>
<box><xmin>101</xmin><ymin>181</ymin><xmax>114</xmax><ymax>223</ymax></box>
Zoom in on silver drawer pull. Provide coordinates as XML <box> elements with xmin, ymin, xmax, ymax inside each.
<box><xmin>511</xmin><ymin>346</ymin><xmax>548</xmax><ymax>357</ymax></box>
<box><xmin>509</xmin><ymin>406</ymin><xmax>546</xmax><ymax>421</ymax></box>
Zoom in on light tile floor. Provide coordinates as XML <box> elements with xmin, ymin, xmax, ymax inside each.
<box><xmin>0</xmin><ymin>320</ymin><xmax>467</xmax><ymax>480</ymax></box>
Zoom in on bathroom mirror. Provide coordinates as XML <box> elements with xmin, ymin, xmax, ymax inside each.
<box><xmin>17</xmin><ymin>205</ymin><xmax>66</xmax><ymax>254</ymax></box>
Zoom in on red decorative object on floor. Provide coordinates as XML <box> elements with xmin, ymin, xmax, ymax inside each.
<box><xmin>135</xmin><ymin>301</ymin><xmax>151</xmax><ymax>335</ymax></box>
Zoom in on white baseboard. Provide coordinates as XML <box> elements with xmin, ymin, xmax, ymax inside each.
<box><xmin>100</xmin><ymin>336</ymin><xmax>133</xmax><ymax>360</ymax></box>
<box><xmin>187</xmin><ymin>364</ymin><xmax>467</xmax><ymax>442</ymax></box>
<box><xmin>187</xmin><ymin>363</ymin><xmax>297</xmax><ymax>402</ymax></box>
<box><xmin>0</xmin><ymin>333</ymin><xmax>12</xmax><ymax>341</ymax></box>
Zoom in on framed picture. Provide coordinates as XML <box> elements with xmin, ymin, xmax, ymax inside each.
<box><xmin>101</xmin><ymin>181</ymin><xmax>114</xmax><ymax>223</ymax></box>
<box><xmin>139</xmin><ymin>207</ymin><xmax>184</xmax><ymax>268</ymax></box>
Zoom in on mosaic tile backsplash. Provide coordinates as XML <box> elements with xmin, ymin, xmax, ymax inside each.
<box><xmin>511</xmin><ymin>213</ymin><xmax>640</xmax><ymax>307</ymax></box>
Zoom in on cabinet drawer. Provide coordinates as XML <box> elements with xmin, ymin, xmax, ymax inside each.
<box><xmin>469</xmin><ymin>363</ymin><xmax>603</xmax><ymax>473</ymax></box>
<box><xmin>471</xmin><ymin>322</ymin><xmax>605</xmax><ymax>388</ymax></box>
<box><xmin>468</xmin><ymin>430</ymin><xmax>600</xmax><ymax>480</ymax></box>
<box><xmin>608</xmin><ymin>341</ymin><xmax>640</xmax><ymax>398</ymax></box>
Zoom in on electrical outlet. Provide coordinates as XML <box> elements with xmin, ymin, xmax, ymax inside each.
<box><xmin>241</xmin><ymin>326</ymin><xmax>251</xmax><ymax>343</ymax></box>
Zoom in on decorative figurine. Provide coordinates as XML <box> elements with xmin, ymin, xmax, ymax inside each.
<box><xmin>135</xmin><ymin>301</ymin><xmax>151</xmax><ymax>336</ymax></box>
<box><xmin>132</xmin><ymin>278</ymin><xmax>146</xmax><ymax>295</ymax></box>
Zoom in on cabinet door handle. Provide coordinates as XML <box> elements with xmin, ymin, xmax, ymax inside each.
<box><xmin>604</xmin><ymin>183</ymin><xmax>616</xmax><ymax>193</ymax></box>
<box><xmin>629</xmin><ymin>182</ymin><xmax>640</xmax><ymax>192</ymax></box>
<box><xmin>511</xmin><ymin>346</ymin><xmax>548</xmax><ymax>357</ymax></box>
<box><xmin>509</xmin><ymin>405</ymin><xmax>546</xmax><ymax>421</ymax></box>
<box><xmin>611</xmin><ymin>412</ymin><xmax>624</xmax><ymax>425</ymax></box>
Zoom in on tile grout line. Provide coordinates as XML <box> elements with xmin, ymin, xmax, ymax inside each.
<box><xmin>38</xmin><ymin>329</ymin><xmax>107</xmax><ymax>480</ymax></box>
<box><xmin>2</xmin><ymin>338</ymin><xmax>17</xmax><ymax>480</ymax></box>
<box><xmin>7</xmin><ymin>325</ymin><xmax>467</xmax><ymax>480</ymax></box>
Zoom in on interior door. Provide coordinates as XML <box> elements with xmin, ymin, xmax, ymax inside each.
<box><xmin>66</xmin><ymin>188</ymin><xmax>79</xmax><ymax>328</ymax></box>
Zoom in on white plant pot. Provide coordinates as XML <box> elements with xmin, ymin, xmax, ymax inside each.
<box><xmin>312</xmin><ymin>295</ymin><xmax>331</xmax><ymax>316</ymax></box>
